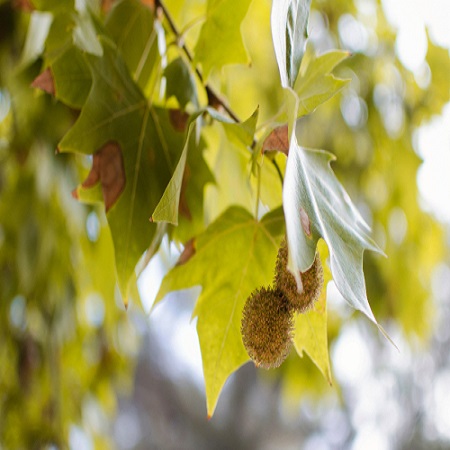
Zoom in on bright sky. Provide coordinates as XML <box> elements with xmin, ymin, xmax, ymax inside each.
<box><xmin>381</xmin><ymin>0</ymin><xmax>450</xmax><ymax>223</ymax></box>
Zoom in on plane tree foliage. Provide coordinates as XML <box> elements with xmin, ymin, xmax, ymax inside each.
<box><xmin>0</xmin><ymin>0</ymin><xmax>448</xmax><ymax>446</ymax></box>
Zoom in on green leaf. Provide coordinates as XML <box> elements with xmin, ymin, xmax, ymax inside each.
<box><xmin>271</xmin><ymin>0</ymin><xmax>311</xmax><ymax>88</ymax></box>
<box><xmin>151</xmin><ymin>121</ymin><xmax>194</xmax><ymax>225</ymax></box>
<box><xmin>58</xmin><ymin>39</ymin><xmax>185</xmax><ymax>301</ymax></box>
<box><xmin>154</xmin><ymin>206</ymin><xmax>285</xmax><ymax>416</ymax></box>
<box><xmin>164</xmin><ymin>57</ymin><xmax>199</xmax><ymax>109</ymax></box>
<box><xmin>203</xmin><ymin>108</ymin><xmax>259</xmax><ymax>220</ymax></box>
<box><xmin>293</xmin><ymin>240</ymin><xmax>332</xmax><ymax>384</ymax></box>
<box><xmin>283</xmin><ymin>128</ymin><xmax>382</xmax><ymax>323</ymax></box>
<box><xmin>194</xmin><ymin>0</ymin><xmax>252</xmax><ymax>79</ymax></box>
<box><xmin>32</xmin><ymin>0</ymin><xmax>73</xmax><ymax>11</ymax></box>
<box><xmin>105</xmin><ymin>0</ymin><xmax>160</xmax><ymax>93</ymax></box>
<box><xmin>294</xmin><ymin>45</ymin><xmax>351</xmax><ymax>118</ymax></box>
<box><xmin>51</xmin><ymin>46</ymin><xmax>91</xmax><ymax>108</ymax></box>
<box><xmin>208</xmin><ymin>107</ymin><xmax>258</xmax><ymax>148</ymax></box>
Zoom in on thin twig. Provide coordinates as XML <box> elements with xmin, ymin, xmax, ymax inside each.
<box><xmin>155</xmin><ymin>0</ymin><xmax>284</xmax><ymax>185</ymax></box>
<box><xmin>155</xmin><ymin>0</ymin><xmax>239</xmax><ymax>122</ymax></box>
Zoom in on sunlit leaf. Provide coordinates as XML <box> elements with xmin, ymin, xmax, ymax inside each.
<box><xmin>151</xmin><ymin>122</ymin><xmax>194</xmax><ymax>225</ymax></box>
<box><xmin>194</xmin><ymin>0</ymin><xmax>252</xmax><ymax>79</ymax></box>
<box><xmin>293</xmin><ymin>240</ymin><xmax>332</xmax><ymax>384</ymax></box>
<box><xmin>271</xmin><ymin>0</ymin><xmax>311</xmax><ymax>88</ymax></box>
<box><xmin>154</xmin><ymin>206</ymin><xmax>285</xmax><ymax>416</ymax></box>
<box><xmin>294</xmin><ymin>45</ymin><xmax>351</xmax><ymax>118</ymax></box>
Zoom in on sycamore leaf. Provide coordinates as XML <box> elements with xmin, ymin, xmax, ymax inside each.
<box><xmin>295</xmin><ymin>45</ymin><xmax>351</xmax><ymax>118</ymax></box>
<box><xmin>105</xmin><ymin>0</ymin><xmax>160</xmax><ymax>92</ymax></box>
<box><xmin>283</xmin><ymin>130</ymin><xmax>382</xmax><ymax>322</ymax></box>
<box><xmin>271</xmin><ymin>0</ymin><xmax>311</xmax><ymax>88</ymax></box>
<box><xmin>151</xmin><ymin>123</ymin><xmax>193</xmax><ymax>225</ymax></box>
<box><xmin>58</xmin><ymin>39</ymin><xmax>185</xmax><ymax>301</ymax></box>
<box><xmin>51</xmin><ymin>46</ymin><xmax>92</xmax><ymax>108</ymax></box>
<box><xmin>194</xmin><ymin>0</ymin><xmax>252</xmax><ymax>80</ymax></box>
<box><xmin>207</xmin><ymin>106</ymin><xmax>258</xmax><ymax>147</ymax></box>
<box><xmin>203</xmin><ymin>108</ymin><xmax>259</xmax><ymax>220</ymax></box>
<box><xmin>154</xmin><ymin>206</ymin><xmax>285</xmax><ymax>417</ymax></box>
<box><xmin>172</xmin><ymin>131</ymin><xmax>215</xmax><ymax>243</ymax></box>
<box><xmin>164</xmin><ymin>57</ymin><xmax>199</xmax><ymax>109</ymax></box>
<box><xmin>152</xmin><ymin>106</ymin><xmax>255</xmax><ymax>235</ymax></box>
<box><xmin>293</xmin><ymin>240</ymin><xmax>332</xmax><ymax>384</ymax></box>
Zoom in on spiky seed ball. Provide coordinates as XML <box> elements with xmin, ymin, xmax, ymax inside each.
<box><xmin>274</xmin><ymin>239</ymin><xmax>324</xmax><ymax>312</ymax></box>
<box><xmin>241</xmin><ymin>287</ymin><xmax>294</xmax><ymax>369</ymax></box>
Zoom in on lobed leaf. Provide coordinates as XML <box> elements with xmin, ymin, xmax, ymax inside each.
<box><xmin>58</xmin><ymin>39</ymin><xmax>186</xmax><ymax>302</ymax></box>
<box><xmin>164</xmin><ymin>57</ymin><xmax>199</xmax><ymax>109</ymax></box>
<box><xmin>154</xmin><ymin>206</ymin><xmax>285</xmax><ymax>416</ymax></box>
<box><xmin>194</xmin><ymin>0</ymin><xmax>252</xmax><ymax>79</ymax></box>
<box><xmin>105</xmin><ymin>0</ymin><xmax>160</xmax><ymax>92</ymax></box>
<box><xmin>283</xmin><ymin>125</ymin><xmax>382</xmax><ymax>322</ymax></box>
<box><xmin>294</xmin><ymin>44</ymin><xmax>351</xmax><ymax>118</ymax></box>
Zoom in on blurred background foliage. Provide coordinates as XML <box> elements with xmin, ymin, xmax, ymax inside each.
<box><xmin>0</xmin><ymin>0</ymin><xmax>449</xmax><ymax>448</ymax></box>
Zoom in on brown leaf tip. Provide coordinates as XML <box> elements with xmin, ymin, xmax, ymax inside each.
<box><xmin>81</xmin><ymin>141</ymin><xmax>126</xmax><ymax>212</ymax></box>
<box><xmin>71</xmin><ymin>188</ymin><xmax>79</xmax><ymax>200</ymax></box>
<box><xmin>31</xmin><ymin>68</ymin><xmax>55</xmax><ymax>96</ymax></box>
<box><xmin>176</xmin><ymin>238</ymin><xmax>196</xmax><ymax>266</ymax></box>
<box><xmin>261</xmin><ymin>124</ymin><xmax>289</xmax><ymax>155</ymax></box>
<box><xmin>169</xmin><ymin>109</ymin><xmax>189</xmax><ymax>132</ymax></box>
<box><xmin>241</xmin><ymin>287</ymin><xmax>293</xmax><ymax>369</ymax></box>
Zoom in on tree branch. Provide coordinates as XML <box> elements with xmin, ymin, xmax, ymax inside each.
<box><xmin>155</xmin><ymin>0</ymin><xmax>284</xmax><ymax>184</ymax></box>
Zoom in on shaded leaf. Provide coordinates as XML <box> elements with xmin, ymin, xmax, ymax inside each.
<box><xmin>105</xmin><ymin>0</ymin><xmax>160</xmax><ymax>92</ymax></box>
<box><xmin>154</xmin><ymin>206</ymin><xmax>285</xmax><ymax>416</ymax></box>
<box><xmin>271</xmin><ymin>0</ymin><xmax>311</xmax><ymax>88</ymax></box>
<box><xmin>58</xmin><ymin>39</ymin><xmax>185</xmax><ymax>299</ymax></box>
<box><xmin>164</xmin><ymin>57</ymin><xmax>199</xmax><ymax>109</ymax></box>
<box><xmin>51</xmin><ymin>46</ymin><xmax>92</xmax><ymax>108</ymax></box>
<box><xmin>194</xmin><ymin>0</ymin><xmax>252</xmax><ymax>79</ymax></box>
<box><xmin>293</xmin><ymin>240</ymin><xmax>332</xmax><ymax>384</ymax></box>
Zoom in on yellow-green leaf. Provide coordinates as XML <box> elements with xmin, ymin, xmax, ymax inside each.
<box><xmin>154</xmin><ymin>206</ymin><xmax>285</xmax><ymax>417</ymax></box>
<box><xmin>194</xmin><ymin>0</ymin><xmax>252</xmax><ymax>79</ymax></box>
<box><xmin>293</xmin><ymin>240</ymin><xmax>332</xmax><ymax>384</ymax></box>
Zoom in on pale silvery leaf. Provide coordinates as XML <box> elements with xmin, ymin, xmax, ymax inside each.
<box><xmin>271</xmin><ymin>0</ymin><xmax>311</xmax><ymax>88</ymax></box>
